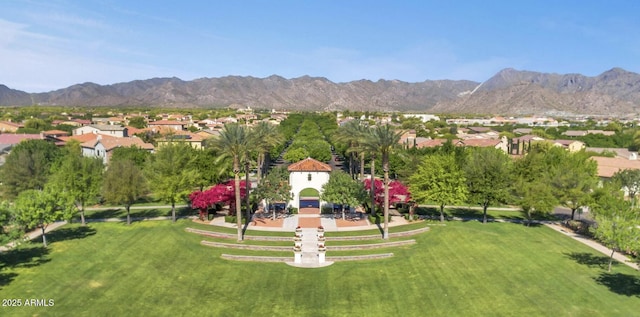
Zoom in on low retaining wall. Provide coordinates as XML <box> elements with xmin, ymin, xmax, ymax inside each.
<box><xmin>328</xmin><ymin>253</ymin><xmax>394</xmax><ymax>261</ymax></box>
<box><xmin>328</xmin><ymin>227</ymin><xmax>430</xmax><ymax>241</ymax></box>
<box><xmin>221</xmin><ymin>253</ymin><xmax>394</xmax><ymax>263</ymax></box>
<box><xmin>221</xmin><ymin>254</ymin><xmax>289</xmax><ymax>262</ymax></box>
<box><xmin>201</xmin><ymin>240</ymin><xmax>290</xmax><ymax>251</ymax></box>
<box><xmin>186</xmin><ymin>227</ymin><xmax>291</xmax><ymax>241</ymax></box>
<box><xmin>329</xmin><ymin>239</ymin><xmax>415</xmax><ymax>250</ymax></box>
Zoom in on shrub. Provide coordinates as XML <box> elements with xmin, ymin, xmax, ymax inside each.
<box><xmin>563</xmin><ymin>219</ymin><xmax>593</xmax><ymax>236</ymax></box>
<box><xmin>368</xmin><ymin>214</ymin><xmax>391</xmax><ymax>224</ymax></box>
<box><xmin>288</xmin><ymin>207</ymin><xmax>298</xmax><ymax>214</ymax></box>
<box><xmin>404</xmin><ymin>214</ymin><xmax>419</xmax><ymax>221</ymax></box>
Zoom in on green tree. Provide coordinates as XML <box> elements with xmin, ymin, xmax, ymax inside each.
<box><xmin>362</xmin><ymin>124</ymin><xmax>402</xmax><ymax>239</ymax></box>
<box><xmin>253</xmin><ymin>166</ymin><xmax>292</xmax><ymax>220</ymax></box>
<box><xmin>212</xmin><ymin>123</ymin><xmax>249</xmax><ymax>241</ymax></box>
<box><xmin>0</xmin><ymin>201</ymin><xmax>21</xmax><ymax>245</ymax></box>
<box><xmin>612</xmin><ymin>169</ymin><xmax>640</xmax><ymax>209</ymax></box>
<box><xmin>591</xmin><ymin>181</ymin><xmax>639</xmax><ymax>272</ymax></box>
<box><xmin>24</xmin><ymin>118</ymin><xmax>50</xmax><ymax>131</ymax></box>
<box><xmin>550</xmin><ymin>150</ymin><xmax>598</xmax><ymax>220</ymax></box>
<box><xmin>0</xmin><ymin>139</ymin><xmax>61</xmax><ymax>198</ymax></box>
<box><xmin>511</xmin><ymin>147</ymin><xmax>558</xmax><ymax>225</ymax></box>
<box><xmin>251</xmin><ymin>122</ymin><xmax>283</xmax><ymax>180</ymax></box>
<box><xmin>464</xmin><ymin>147</ymin><xmax>512</xmax><ymax>224</ymax></box>
<box><xmin>128</xmin><ymin>116</ymin><xmax>148</xmax><ymax>129</ymax></box>
<box><xmin>145</xmin><ymin>143</ymin><xmax>198</xmax><ymax>223</ymax></box>
<box><xmin>321</xmin><ymin>171</ymin><xmax>367</xmax><ymax>220</ymax></box>
<box><xmin>13</xmin><ymin>189</ymin><xmax>75</xmax><ymax>247</ymax></box>
<box><xmin>110</xmin><ymin>145</ymin><xmax>151</xmax><ymax>167</ymax></box>
<box><xmin>192</xmin><ymin>148</ymin><xmax>231</xmax><ymax>191</ymax></box>
<box><xmin>283</xmin><ymin>147</ymin><xmax>308</xmax><ymax>163</ymax></box>
<box><xmin>102</xmin><ymin>159</ymin><xmax>148</xmax><ymax>225</ymax></box>
<box><xmin>334</xmin><ymin>120</ymin><xmax>368</xmax><ymax>179</ymax></box>
<box><xmin>48</xmin><ymin>149</ymin><xmax>104</xmax><ymax>226</ymax></box>
<box><xmin>409</xmin><ymin>153</ymin><xmax>468</xmax><ymax>222</ymax></box>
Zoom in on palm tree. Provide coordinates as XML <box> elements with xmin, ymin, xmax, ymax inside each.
<box><xmin>252</xmin><ymin>122</ymin><xmax>284</xmax><ymax>180</ymax></box>
<box><xmin>363</xmin><ymin>124</ymin><xmax>402</xmax><ymax>240</ymax></box>
<box><xmin>334</xmin><ymin>120</ymin><xmax>368</xmax><ymax>179</ymax></box>
<box><xmin>212</xmin><ymin>123</ymin><xmax>249</xmax><ymax>241</ymax></box>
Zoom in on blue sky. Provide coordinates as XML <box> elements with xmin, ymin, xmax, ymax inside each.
<box><xmin>2</xmin><ymin>0</ymin><xmax>640</xmax><ymax>92</ymax></box>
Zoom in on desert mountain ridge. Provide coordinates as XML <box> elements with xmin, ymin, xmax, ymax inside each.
<box><xmin>1</xmin><ymin>68</ymin><xmax>640</xmax><ymax>116</ymax></box>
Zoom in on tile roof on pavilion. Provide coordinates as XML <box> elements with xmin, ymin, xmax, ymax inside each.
<box><xmin>287</xmin><ymin>157</ymin><xmax>332</xmax><ymax>172</ymax></box>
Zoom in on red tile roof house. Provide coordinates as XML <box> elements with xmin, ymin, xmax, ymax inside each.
<box><xmin>416</xmin><ymin>138</ymin><xmax>449</xmax><ymax>149</ymax></box>
<box><xmin>80</xmin><ymin>135</ymin><xmax>154</xmax><ymax>164</ymax></box>
<box><xmin>591</xmin><ymin>155</ymin><xmax>640</xmax><ymax>198</ymax></box>
<box><xmin>0</xmin><ymin>121</ymin><xmax>24</xmax><ymax>132</ymax></box>
<box><xmin>73</xmin><ymin>124</ymin><xmax>128</xmax><ymax>138</ymax></box>
<box><xmin>42</xmin><ymin>130</ymin><xmax>70</xmax><ymax>138</ymax></box>
<box><xmin>148</xmin><ymin>120</ymin><xmax>187</xmax><ymax>131</ymax></box>
<box><xmin>416</xmin><ymin>137</ymin><xmax>509</xmax><ymax>153</ymax></box>
<box><xmin>457</xmin><ymin>137</ymin><xmax>509</xmax><ymax>153</ymax></box>
<box><xmin>0</xmin><ymin>133</ymin><xmax>43</xmax><ymax>153</ymax></box>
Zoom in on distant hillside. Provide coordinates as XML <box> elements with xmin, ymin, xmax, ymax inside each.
<box><xmin>2</xmin><ymin>68</ymin><xmax>640</xmax><ymax>115</ymax></box>
<box><xmin>431</xmin><ymin>68</ymin><xmax>640</xmax><ymax>116</ymax></box>
<box><xmin>0</xmin><ymin>85</ymin><xmax>31</xmax><ymax>105</ymax></box>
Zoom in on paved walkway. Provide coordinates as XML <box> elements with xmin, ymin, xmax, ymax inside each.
<box><xmin>0</xmin><ymin>221</ymin><xmax>68</xmax><ymax>252</ymax></box>
<box><xmin>544</xmin><ymin>223</ymin><xmax>639</xmax><ymax>270</ymax></box>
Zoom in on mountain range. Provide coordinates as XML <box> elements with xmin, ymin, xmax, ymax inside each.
<box><xmin>1</xmin><ymin>68</ymin><xmax>639</xmax><ymax>116</ymax></box>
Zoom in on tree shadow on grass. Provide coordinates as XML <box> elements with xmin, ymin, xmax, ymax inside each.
<box><xmin>595</xmin><ymin>272</ymin><xmax>640</xmax><ymax>297</ymax></box>
<box><xmin>44</xmin><ymin>226</ymin><xmax>96</xmax><ymax>244</ymax></box>
<box><xmin>131</xmin><ymin>207</ymin><xmax>194</xmax><ymax>219</ymax></box>
<box><xmin>84</xmin><ymin>208</ymin><xmax>123</xmax><ymax>219</ymax></box>
<box><xmin>565</xmin><ymin>252</ymin><xmax>614</xmax><ymax>270</ymax></box>
<box><xmin>448</xmin><ymin>207</ymin><xmax>495</xmax><ymax>222</ymax></box>
<box><xmin>0</xmin><ymin>245</ymin><xmax>50</xmax><ymax>289</ymax></box>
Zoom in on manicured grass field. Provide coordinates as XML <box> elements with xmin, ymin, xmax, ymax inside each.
<box><xmin>1</xmin><ymin>220</ymin><xmax>639</xmax><ymax>316</ymax></box>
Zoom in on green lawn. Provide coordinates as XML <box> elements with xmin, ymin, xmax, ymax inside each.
<box><xmin>1</xmin><ymin>221</ymin><xmax>639</xmax><ymax>316</ymax></box>
<box><xmin>415</xmin><ymin>206</ymin><xmax>558</xmax><ymax>221</ymax></box>
<box><xmin>78</xmin><ymin>206</ymin><xmax>195</xmax><ymax>220</ymax></box>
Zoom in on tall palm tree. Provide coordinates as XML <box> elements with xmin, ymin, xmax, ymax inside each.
<box><xmin>212</xmin><ymin>123</ymin><xmax>249</xmax><ymax>241</ymax></box>
<box><xmin>363</xmin><ymin>124</ymin><xmax>402</xmax><ymax>240</ymax></box>
<box><xmin>252</xmin><ymin>122</ymin><xmax>284</xmax><ymax>180</ymax></box>
<box><xmin>334</xmin><ymin>120</ymin><xmax>368</xmax><ymax>179</ymax></box>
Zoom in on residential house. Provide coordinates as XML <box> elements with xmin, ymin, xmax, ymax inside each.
<box><xmin>552</xmin><ymin>140</ymin><xmax>586</xmax><ymax>152</ymax></box>
<box><xmin>586</xmin><ymin>147</ymin><xmax>635</xmax><ymax>159</ymax></box>
<box><xmin>148</xmin><ymin>120</ymin><xmax>186</xmax><ymax>131</ymax></box>
<box><xmin>195</xmin><ymin>129</ymin><xmax>220</xmax><ymax>140</ymax></box>
<box><xmin>508</xmin><ymin>135</ymin><xmax>546</xmax><ymax>155</ymax></box>
<box><xmin>91</xmin><ymin>117</ymin><xmax>110</xmax><ymax>125</ymax></box>
<box><xmin>399</xmin><ymin>130</ymin><xmax>416</xmax><ymax>148</ymax></box>
<box><xmin>457</xmin><ymin>136</ymin><xmax>509</xmax><ymax>153</ymax></box>
<box><xmin>80</xmin><ymin>135</ymin><xmax>154</xmax><ymax>165</ymax></box>
<box><xmin>562</xmin><ymin>130</ymin><xmax>588</xmax><ymax>137</ymax></box>
<box><xmin>42</xmin><ymin>130</ymin><xmax>70</xmax><ymax>138</ymax></box>
<box><xmin>591</xmin><ymin>155</ymin><xmax>640</xmax><ymax>198</ymax></box>
<box><xmin>73</xmin><ymin>124</ymin><xmax>128</xmax><ymax>138</ymax></box>
<box><xmin>156</xmin><ymin>131</ymin><xmax>205</xmax><ymax>149</ymax></box>
<box><xmin>466</xmin><ymin>127</ymin><xmax>494</xmax><ymax>134</ymax></box>
<box><xmin>587</xmin><ymin>130</ymin><xmax>616</xmax><ymax>136</ymax></box>
<box><xmin>512</xmin><ymin>128</ymin><xmax>533</xmax><ymax>135</ymax></box>
<box><xmin>0</xmin><ymin>134</ymin><xmax>43</xmax><ymax>154</ymax></box>
<box><xmin>0</xmin><ymin>121</ymin><xmax>23</xmax><ymax>132</ymax></box>
<box><xmin>415</xmin><ymin>138</ymin><xmax>450</xmax><ymax>149</ymax></box>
